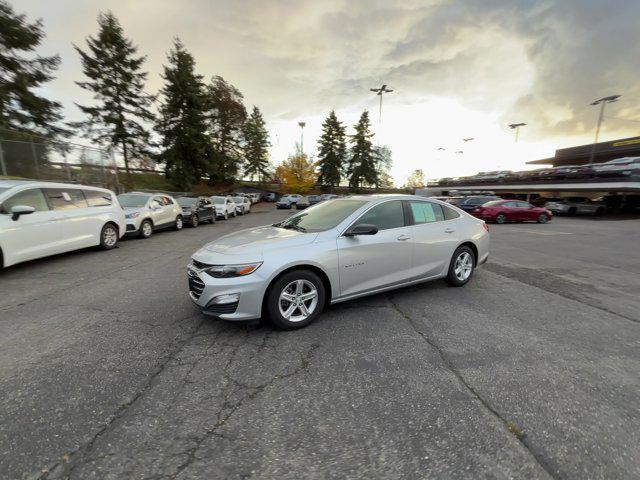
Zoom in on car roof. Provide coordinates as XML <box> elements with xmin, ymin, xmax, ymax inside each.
<box><xmin>0</xmin><ymin>179</ymin><xmax>111</xmax><ymax>192</ymax></box>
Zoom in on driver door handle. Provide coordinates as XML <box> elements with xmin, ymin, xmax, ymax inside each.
<box><xmin>444</xmin><ymin>228</ymin><xmax>455</xmax><ymax>234</ymax></box>
<box><xmin>397</xmin><ymin>234</ymin><xmax>411</xmax><ymax>241</ymax></box>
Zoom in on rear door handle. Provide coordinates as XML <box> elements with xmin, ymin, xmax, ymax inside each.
<box><xmin>444</xmin><ymin>228</ymin><xmax>455</xmax><ymax>234</ymax></box>
<box><xmin>397</xmin><ymin>235</ymin><xmax>411</xmax><ymax>241</ymax></box>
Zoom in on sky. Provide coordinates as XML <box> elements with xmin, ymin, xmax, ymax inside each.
<box><xmin>19</xmin><ymin>0</ymin><xmax>640</xmax><ymax>185</ymax></box>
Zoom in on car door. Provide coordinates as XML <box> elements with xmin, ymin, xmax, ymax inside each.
<box><xmin>516</xmin><ymin>201</ymin><xmax>536</xmax><ymax>221</ymax></box>
<box><xmin>43</xmin><ymin>188</ymin><xmax>94</xmax><ymax>248</ymax></box>
<box><xmin>406</xmin><ymin>200</ymin><xmax>460</xmax><ymax>278</ymax></box>
<box><xmin>501</xmin><ymin>201</ymin><xmax>520</xmax><ymax>221</ymax></box>
<box><xmin>0</xmin><ymin>187</ymin><xmax>59</xmax><ymax>264</ymax></box>
<box><xmin>148</xmin><ymin>196</ymin><xmax>166</xmax><ymax>226</ymax></box>
<box><xmin>336</xmin><ymin>200</ymin><xmax>412</xmax><ymax>297</ymax></box>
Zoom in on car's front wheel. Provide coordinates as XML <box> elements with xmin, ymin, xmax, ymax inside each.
<box><xmin>174</xmin><ymin>215</ymin><xmax>183</xmax><ymax>230</ymax></box>
<box><xmin>537</xmin><ymin>213</ymin><xmax>549</xmax><ymax>223</ymax></box>
<box><xmin>191</xmin><ymin>214</ymin><xmax>199</xmax><ymax>227</ymax></box>
<box><xmin>445</xmin><ymin>246</ymin><xmax>475</xmax><ymax>287</ymax></box>
<box><xmin>99</xmin><ymin>223</ymin><xmax>119</xmax><ymax>250</ymax></box>
<box><xmin>266</xmin><ymin>270</ymin><xmax>325</xmax><ymax>330</ymax></box>
<box><xmin>139</xmin><ymin>219</ymin><xmax>153</xmax><ymax>238</ymax></box>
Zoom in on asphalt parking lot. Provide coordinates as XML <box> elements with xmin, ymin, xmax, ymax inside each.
<box><xmin>1</xmin><ymin>204</ymin><xmax>639</xmax><ymax>480</ymax></box>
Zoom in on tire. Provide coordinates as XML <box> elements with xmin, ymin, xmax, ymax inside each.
<box><xmin>100</xmin><ymin>223</ymin><xmax>119</xmax><ymax>250</ymax></box>
<box><xmin>174</xmin><ymin>215</ymin><xmax>183</xmax><ymax>231</ymax></box>
<box><xmin>209</xmin><ymin>213</ymin><xmax>215</xmax><ymax>224</ymax></box>
<box><xmin>537</xmin><ymin>213</ymin><xmax>549</xmax><ymax>223</ymax></box>
<box><xmin>445</xmin><ymin>246</ymin><xmax>476</xmax><ymax>287</ymax></box>
<box><xmin>232</xmin><ymin>209</ymin><xmax>237</xmax><ymax>217</ymax></box>
<box><xmin>139</xmin><ymin>219</ymin><xmax>153</xmax><ymax>239</ymax></box>
<box><xmin>266</xmin><ymin>270</ymin><xmax>326</xmax><ymax>330</ymax></box>
<box><xmin>224</xmin><ymin>211</ymin><xmax>228</xmax><ymax>220</ymax></box>
<box><xmin>191</xmin><ymin>214</ymin><xmax>199</xmax><ymax>228</ymax></box>
<box><xmin>495</xmin><ymin>213</ymin><xmax>507</xmax><ymax>224</ymax></box>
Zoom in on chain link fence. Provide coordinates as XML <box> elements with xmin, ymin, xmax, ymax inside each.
<box><xmin>0</xmin><ymin>133</ymin><xmax>123</xmax><ymax>192</ymax></box>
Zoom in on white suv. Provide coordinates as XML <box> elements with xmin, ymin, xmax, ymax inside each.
<box><xmin>210</xmin><ymin>196</ymin><xmax>237</xmax><ymax>219</ymax></box>
<box><xmin>0</xmin><ymin>180</ymin><xmax>125</xmax><ymax>268</ymax></box>
<box><xmin>117</xmin><ymin>192</ymin><xmax>184</xmax><ymax>238</ymax></box>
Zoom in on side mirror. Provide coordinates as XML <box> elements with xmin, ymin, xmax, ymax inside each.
<box><xmin>345</xmin><ymin>223</ymin><xmax>378</xmax><ymax>237</ymax></box>
<box><xmin>11</xmin><ymin>205</ymin><xmax>36</xmax><ymax>221</ymax></box>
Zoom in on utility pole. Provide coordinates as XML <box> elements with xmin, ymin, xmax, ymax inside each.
<box><xmin>588</xmin><ymin>95</ymin><xmax>621</xmax><ymax>165</ymax></box>
<box><xmin>508</xmin><ymin>123</ymin><xmax>527</xmax><ymax>143</ymax></box>
<box><xmin>298</xmin><ymin>121</ymin><xmax>306</xmax><ymax>154</ymax></box>
<box><xmin>370</xmin><ymin>84</ymin><xmax>394</xmax><ymax>123</ymax></box>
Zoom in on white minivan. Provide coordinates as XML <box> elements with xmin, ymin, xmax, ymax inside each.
<box><xmin>0</xmin><ymin>180</ymin><xmax>126</xmax><ymax>268</ymax></box>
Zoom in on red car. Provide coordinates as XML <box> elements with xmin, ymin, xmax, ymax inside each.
<box><xmin>470</xmin><ymin>200</ymin><xmax>553</xmax><ymax>224</ymax></box>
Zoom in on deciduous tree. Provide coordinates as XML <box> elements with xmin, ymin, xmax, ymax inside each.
<box><xmin>405</xmin><ymin>169</ymin><xmax>426</xmax><ymax>189</ymax></box>
<box><xmin>278</xmin><ymin>148</ymin><xmax>317</xmax><ymax>193</ymax></box>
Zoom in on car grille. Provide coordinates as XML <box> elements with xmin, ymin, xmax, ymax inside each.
<box><xmin>205</xmin><ymin>302</ymin><xmax>239</xmax><ymax>315</ymax></box>
<box><xmin>191</xmin><ymin>259</ymin><xmax>212</xmax><ymax>270</ymax></box>
<box><xmin>188</xmin><ymin>270</ymin><xmax>205</xmax><ymax>299</ymax></box>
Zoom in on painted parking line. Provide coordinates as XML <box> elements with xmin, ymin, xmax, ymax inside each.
<box><xmin>506</xmin><ymin>228</ymin><xmax>574</xmax><ymax>235</ymax></box>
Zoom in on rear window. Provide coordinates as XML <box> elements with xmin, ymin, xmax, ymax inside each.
<box><xmin>409</xmin><ymin>201</ymin><xmax>444</xmax><ymax>224</ymax></box>
<box><xmin>84</xmin><ymin>190</ymin><xmax>112</xmax><ymax>207</ymax></box>
<box><xmin>44</xmin><ymin>188</ymin><xmax>88</xmax><ymax>210</ymax></box>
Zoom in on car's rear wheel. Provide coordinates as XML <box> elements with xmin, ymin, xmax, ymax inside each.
<box><xmin>445</xmin><ymin>246</ymin><xmax>475</xmax><ymax>286</ymax></box>
<box><xmin>100</xmin><ymin>223</ymin><xmax>118</xmax><ymax>250</ymax></box>
<box><xmin>223</xmin><ymin>211</ymin><xmax>228</xmax><ymax>220</ymax></box>
<box><xmin>495</xmin><ymin>213</ymin><xmax>507</xmax><ymax>224</ymax></box>
<box><xmin>139</xmin><ymin>219</ymin><xmax>153</xmax><ymax>238</ymax></box>
<box><xmin>537</xmin><ymin>213</ymin><xmax>549</xmax><ymax>223</ymax></box>
<box><xmin>266</xmin><ymin>270</ymin><xmax>325</xmax><ymax>330</ymax></box>
<box><xmin>191</xmin><ymin>214</ymin><xmax>199</xmax><ymax>227</ymax></box>
<box><xmin>209</xmin><ymin>213</ymin><xmax>215</xmax><ymax>224</ymax></box>
<box><xmin>174</xmin><ymin>215</ymin><xmax>183</xmax><ymax>230</ymax></box>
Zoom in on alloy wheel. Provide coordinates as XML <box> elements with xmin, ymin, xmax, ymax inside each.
<box><xmin>278</xmin><ymin>279</ymin><xmax>318</xmax><ymax>323</ymax></box>
<box><xmin>141</xmin><ymin>221</ymin><xmax>153</xmax><ymax>238</ymax></box>
<box><xmin>103</xmin><ymin>226</ymin><xmax>118</xmax><ymax>247</ymax></box>
<box><xmin>454</xmin><ymin>252</ymin><xmax>473</xmax><ymax>281</ymax></box>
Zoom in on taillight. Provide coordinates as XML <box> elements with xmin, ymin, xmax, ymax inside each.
<box><xmin>483</xmin><ymin>222</ymin><xmax>489</xmax><ymax>232</ymax></box>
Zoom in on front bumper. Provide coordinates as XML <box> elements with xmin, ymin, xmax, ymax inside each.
<box><xmin>124</xmin><ymin>217</ymin><xmax>143</xmax><ymax>234</ymax></box>
<box><xmin>187</xmin><ymin>266</ymin><xmax>265</xmax><ymax>321</ymax></box>
<box><xmin>276</xmin><ymin>203</ymin><xmax>291</xmax><ymax>209</ymax></box>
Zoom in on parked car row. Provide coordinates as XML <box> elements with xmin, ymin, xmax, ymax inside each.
<box><xmin>432</xmin><ymin>195</ymin><xmax>553</xmax><ymax>224</ymax></box>
<box><xmin>435</xmin><ymin>156</ymin><xmax>640</xmax><ymax>186</ymax></box>
<box><xmin>276</xmin><ymin>193</ymin><xmax>341</xmax><ymax>209</ymax></box>
<box><xmin>0</xmin><ymin>180</ymin><xmax>259</xmax><ymax>268</ymax></box>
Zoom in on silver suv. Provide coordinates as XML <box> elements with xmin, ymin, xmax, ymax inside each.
<box><xmin>117</xmin><ymin>192</ymin><xmax>184</xmax><ymax>238</ymax></box>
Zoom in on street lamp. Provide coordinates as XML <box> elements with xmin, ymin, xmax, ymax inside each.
<box><xmin>508</xmin><ymin>123</ymin><xmax>527</xmax><ymax>142</ymax></box>
<box><xmin>588</xmin><ymin>95</ymin><xmax>621</xmax><ymax>165</ymax></box>
<box><xmin>370</xmin><ymin>84</ymin><xmax>394</xmax><ymax>123</ymax></box>
<box><xmin>298</xmin><ymin>121</ymin><xmax>306</xmax><ymax>154</ymax></box>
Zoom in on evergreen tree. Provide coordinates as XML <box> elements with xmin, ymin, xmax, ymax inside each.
<box><xmin>206</xmin><ymin>75</ymin><xmax>247</xmax><ymax>182</ymax></box>
<box><xmin>0</xmin><ymin>1</ymin><xmax>65</xmax><ymax>137</ymax></box>
<box><xmin>316</xmin><ymin>110</ymin><xmax>346</xmax><ymax>187</ymax></box>
<box><xmin>347</xmin><ymin>110</ymin><xmax>377</xmax><ymax>188</ymax></box>
<box><xmin>73</xmin><ymin>12</ymin><xmax>154</xmax><ymax>176</ymax></box>
<box><xmin>156</xmin><ymin>39</ymin><xmax>211</xmax><ymax>190</ymax></box>
<box><xmin>243</xmin><ymin>106</ymin><xmax>270</xmax><ymax>182</ymax></box>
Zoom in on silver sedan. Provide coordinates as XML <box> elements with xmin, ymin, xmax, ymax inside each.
<box><xmin>188</xmin><ymin>195</ymin><xmax>490</xmax><ymax>329</ymax></box>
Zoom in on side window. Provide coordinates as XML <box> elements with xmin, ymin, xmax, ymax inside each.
<box><xmin>1</xmin><ymin>188</ymin><xmax>49</xmax><ymax>214</ymax></box>
<box><xmin>150</xmin><ymin>197</ymin><xmax>163</xmax><ymax>209</ymax></box>
<box><xmin>162</xmin><ymin>196</ymin><xmax>173</xmax><ymax>206</ymax></box>
<box><xmin>84</xmin><ymin>190</ymin><xmax>112</xmax><ymax>207</ymax></box>
<box><xmin>503</xmin><ymin>201</ymin><xmax>517</xmax><ymax>208</ymax></box>
<box><xmin>516</xmin><ymin>201</ymin><xmax>532</xmax><ymax>208</ymax></box>
<box><xmin>442</xmin><ymin>205</ymin><xmax>461</xmax><ymax>220</ymax></box>
<box><xmin>44</xmin><ymin>188</ymin><xmax>88</xmax><ymax>210</ymax></box>
<box><xmin>354</xmin><ymin>200</ymin><xmax>404</xmax><ymax>231</ymax></box>
<box><xmin>409</xmin><ymin>201</ymin><xmax>444</xmax><ymax>224</ymax></box>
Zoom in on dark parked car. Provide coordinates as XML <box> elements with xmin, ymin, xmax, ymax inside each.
<box><xmin>457</xmin><ymin>195</ymin><xmax>501</xmax><ymax>212</ymax></box>
<box><xmin>470</xmin><ymin>200</ymin><xmax>552</xmax><ymax>224</ymax></box>
<box><xmin>544</xmin><ymin>197</ymin><xmax>606</xmax><ymax>215</ymax></box>
<box><xmin>176</xmin><ymin>196</ymin><xmax>216</xmax><ymax>227</ymax></box>
<box><xmin>307</xmin><ymin>195</ymin><xmax>322</xmax><ymax>205</ymax></box>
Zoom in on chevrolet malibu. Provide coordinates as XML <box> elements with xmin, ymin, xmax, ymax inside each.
<box><xmin>188</xmin><ymin>195</ymin><xmax>489</xmax><ymax>330</ymax></box>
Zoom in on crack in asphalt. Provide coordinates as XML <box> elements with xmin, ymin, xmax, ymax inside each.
<box><xmin>33</xmin><ymin>315</ymin><xmax>206</xmax><ymax>480</ymax></box>
<box><xmin>385</xmin><ymin>294</ymin><xmax>560</xmax><ymax>480</ymax></box>
<box><xmin>484</xmin><ymin>262</ymin><xmax>639</xmax><ymax>324</ymax></box>
<box><xmin>167</xmin><ymin>339</ymin><xmax>320</xmax><ymax>479</ymax></box>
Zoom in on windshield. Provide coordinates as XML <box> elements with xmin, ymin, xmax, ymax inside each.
<box><xmin>275</xmin><ymin>199</ymin><xmax>366</xmax><ymax>232</ymax></box>
<box><xmin>117</xmin><ymin>194</ymin><xmax>151</xmax><ymax>208</ymax></box>
<box><xmin>232</xmin><ymin>197</ymin><xmax>244</xmax><ymax>203</ymax></box>
<box><xmin>0</xmin><ymin>187</ymin><xmax>10</xmax><ymax>195</ymax></box>
<box><xmin>483</xmin><ymin>200</ymin><xmax>503</xmax><ymax>207</ymax></box>
<box><xmin>177</xmin><ymin>197</ymin><xmax>197</xmax><ymax>207</ymax></box>
<box><xmin>211</xmin><ymin>196</ymin><xmax>225</xmax><ymax>204</ymax></box>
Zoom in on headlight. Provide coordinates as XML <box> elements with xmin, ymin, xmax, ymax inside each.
<box><xmin>125</xmin><ymin>212</ymin><xmax>140</xmax><ymax>219</ymax></box>
<box><xmin>204</xmin><ymin>263</ymin><xmax>262</xmax><ymax>278</ymax></box>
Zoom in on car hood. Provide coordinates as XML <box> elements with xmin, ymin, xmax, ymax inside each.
<box><xmin>195</xmin><ymin>226</ymin><xmax>318</xmax><ymax>258</ymax></box>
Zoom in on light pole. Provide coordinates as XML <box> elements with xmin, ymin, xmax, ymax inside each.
<box><xmin>588</xmin><ymin>95</ymin><xmax>621</xmax><ymax>165</ymax></box>
<box><xmin>298</xmin><ymin>121</ymin><xmax>306</xmax><ymax>154</ymax></box>
<box><xmin>508</xmin><ymin>123</ymin><xmax>526</xmax><ymax>142</ymax></box>
<box><xmin>370</xmin><ymin>84</ymin><xmax>394</xmax><ymax>123</ymax></box>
